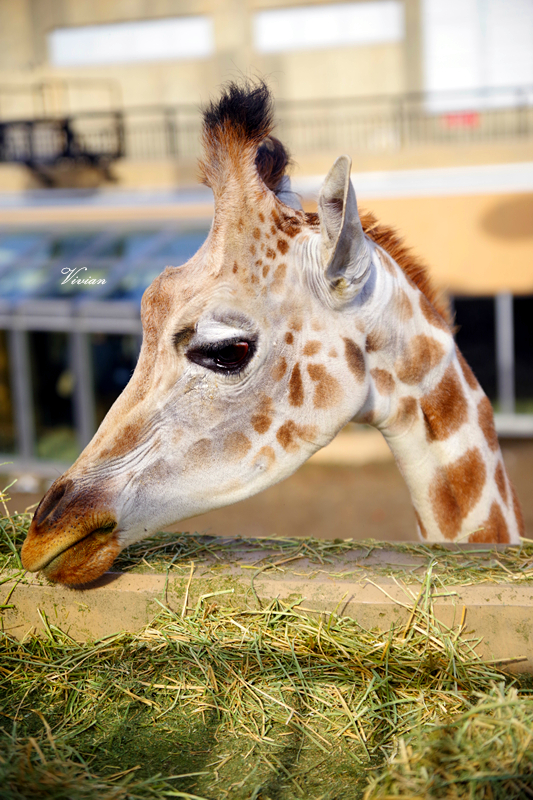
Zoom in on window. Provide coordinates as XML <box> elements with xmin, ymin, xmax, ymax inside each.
<box><xmin>48</xmin><ymin>16</ymin><xmax>214</xmax><ymax>67</ymax></box>
<box><xmin>254</xmin><ymin>1</ymin><xmax>404</xmax><ymax>54</ymax></box>
<box><xmin>422</xmin><ymin>0</ymin><xmax>533</xmax><ymax>110</ymax></box>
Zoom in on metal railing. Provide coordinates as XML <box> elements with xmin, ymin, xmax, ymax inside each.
<box><xmin>1</xmin><ymin>85</ymin><xmax>532</xmax><ymax>165</ymax></box>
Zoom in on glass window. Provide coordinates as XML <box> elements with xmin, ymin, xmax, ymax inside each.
<box><xmin>0</xmin><ymin>263</ymin><xmax>56</xmax><ymax>299</ymax></box>
<box><xmin>0</xmin><ymin>234</ymin><xmax>47</xmax><ymax>268</ymax></box>
<box><xmin>254</xmin><ymin>2</ymin><xmax>404</xmax><ymax>54</ymax></box>
<box><xmin>49</xmin><ymin>16</ymin><xmax>214</xmax><ymax>67</ymax></box>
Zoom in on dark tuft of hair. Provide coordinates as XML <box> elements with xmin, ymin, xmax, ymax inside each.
<box><xmin>255</xmin><ymin>135</ymin><xmax>291</xmax><ymax>192</ymax></box>
<box><xmin>202</xmin><ymin>80</ymin><xmax>274</xmax><ymax>146</ymax></box>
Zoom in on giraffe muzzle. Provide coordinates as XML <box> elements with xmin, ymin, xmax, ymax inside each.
<box><xmin>21</xmin><ymin>479</ymin><xmax>121</xmax><ymax>586</ymax></box>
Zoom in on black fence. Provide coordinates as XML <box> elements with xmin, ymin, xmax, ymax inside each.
<box><xmin>1</xmin><ymin>86</ymin><xmax>532</xmax><ymax>166</ymax></box>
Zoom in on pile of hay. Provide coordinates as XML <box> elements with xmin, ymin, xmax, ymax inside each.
<box><xmin>1</xmin><ymin>503</ymin><xmax>532</xmax><ymax>799</ymax></box>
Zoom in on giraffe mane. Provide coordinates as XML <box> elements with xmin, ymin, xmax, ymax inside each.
<box><xmin>200</xmin><ymin>80</ymin><xmax>292</xmax><ymax>195</ymax></box>
<box><xmin>305</xmin><ymin>210</ymin><xmax>452</xmax><ymax>326</ymax></box>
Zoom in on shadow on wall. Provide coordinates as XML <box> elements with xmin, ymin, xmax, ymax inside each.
<box><xmin>481</xmin><ymin>194</ymin><xmax>533</xmax><ymax>239</ymax></box>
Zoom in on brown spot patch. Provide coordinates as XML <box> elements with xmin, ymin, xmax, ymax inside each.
<box><xmin>394</xmin><ymin>289</ymin><xmax>414</xmax><ymax>320</ymax></box>
<box><xmin>285</xmin><ymin>331</ymin><xmax>294</xmax><ymax>345</ymax></box>
<box><xmin>419</xmin><ymin>293</ymin><xmax>449</xmax><ymax>332</ymax></box>
<box><xmin>431</xmin><ymin>447</ymin><xmax>486</xmax><ymax>540</ymax></box>
<box><xmin>456</xmin><ymin>347</ymin><xmax>478</xmax><ymax>390</ymax></box>
<box><xmin>272</xmin><ymin>357</ymin><xmax>287</xmax><ymax>382</ymax></box>
<box><xmin>414</xmin><ymin>509</ymin><xmax>427</xmax><ymax>540</ymax></box>
<box><xmin>273</xmin><ymin>208</ymin><xmax>302</xmax><ymax>237</ymax></box>
<box><xmin>478</xmin><ymin>396</ymin><xmax>499</xmax><ymax>451</ymax></box>
<box><xmin>262</xmin><ymin>264</ymin><xmax>270</xmax><ymax>278</ymax></box>
<box><xmin>271</xmin><ymin>225</ymin><xmax>276</xmax><ymax>235</ymax></box>
<box><xmin>420</xmin><ymin>364</ymin><xmax>468</xmax><ymax>441</ymax></box>
<box><xmin>102</xmin><ymin>422</ymin><xmax>141</xmax><ymax>459</ymax></box>
<box><xmin>253</xmin><ymin>445</ymin><xmax>276</xmax><ymax>470</ymax></box>
<box><xmin>343</xmin><ymin>338</ymin><xmax>365</xmax><ymax>381</ymax></box>
<box><xmin>511</xmin><ymin>485</ymin><xmax>525</xmax><ymax>537</ymax></box>
<box><xmin>328</xmin><ymin>348</ymin><xmax>338</xmax><ymax>357</ymax></box>
<box><xmin>396</xmin><ymin>335</ymin><xmax>445</xmax><ymax>385</ymax></box>
<box><xmin>258</xmin><ymin>212</ymin><xmax>265</xmax><ymax>223</ymax></box>
<box><xmin>495</xmin><ymin>461</ymin><xmax>508</xmax><ymax>505</ymax></box>
<box><xmin>277</xmin><ymin>238</ymin><xmax>289</xmax><ymax>255</ymax></box>
<box><xmin>370</xmin><ymin>368</ymin><xmax>395</xmax><ymax>395</ymax></box>
<box><xmin>303</xmin><ymin>340</ymin><xmax>321</xmax><ymax>356</ymax></box>
<box><xmin>271</xmin><ymin>263</ymin><xmax>287</xmax><ymax>292</ymax></box>
<box><xmin>390</xmin><ymin>395</ymin><xmax>418</xmax><ymax>432</ymax></box>
<box><xmin>251</xmin><ymin>396</ymin><xmax>273</xmax><ymax>434</ymax></box>
<box><xmin>250</xmin><ymin>244</ymin><xmax>256</xmax><ymax>256</ymax></box>
<box><xmin>307</xmin><ymin>364</ymin><xmax>342</xmax><ymax>409</ymax></box>
<box><xmin>365</xmin><ymin>329</ymin><xmax>388</xmax><ymax>353</ymax></box>
<box><xmin>276</xmin><ymin>420</ymin><xmax>315</xmax><ymax>453</ymax></box>
<box><xmin>288</xmin><ymin>363</ymin><xmax>304</xmax><ymax>407</ymax></box>
<box><xmin>185</xmin><ymin>438</ymin><xmax>212</xmax><ymax>469</ymax></box>
<box><xmin>224</xmin><ymin>432</ymin><xmax>252</xmax><ymax>461</ymax></box>
<box><xmin>266</xmin><ymin>247</ymin><xmax>276</xmax><ymax>260</ymax></box>
<box><xmin>469</xmin><ymin>502</ymin><xmax>510</xmax><ymax>543</ymax></box>
<box><xmin>232</xmin><ymin>261</ymin><xmax>238</xmax><ymax>274</ymax></box>
<box><xmin>253</xmin><ymin>227</ymin><xmax>261</xmax><ymax>240</ymax></box>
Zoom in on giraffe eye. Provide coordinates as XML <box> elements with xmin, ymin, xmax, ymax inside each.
<box><xmin>186</xmin><ymin>338</ymin><xmax>255</xmax><ymax>374</ymax></box>
<box><xmin>214</xmin><ymin>342</ymin><xmax>249</xmax><ymax>368</ymax></box>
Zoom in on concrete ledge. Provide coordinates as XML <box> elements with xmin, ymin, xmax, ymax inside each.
<box><xmin>2</xmin><ymin>544</ymin><xmax>532</xmax><ymax>672</ymax></box>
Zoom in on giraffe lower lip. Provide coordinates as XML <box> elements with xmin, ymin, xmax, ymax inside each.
<box><xmin>40</xmin><ymin>524</ymin><xmax>118</xmax><ymax>577</ymax></box>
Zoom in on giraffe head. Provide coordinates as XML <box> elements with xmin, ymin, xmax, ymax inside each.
<box><xmin>21</xmin><ymin>81</ymin><xmax>378</xmax><ymax>585</ymax></box>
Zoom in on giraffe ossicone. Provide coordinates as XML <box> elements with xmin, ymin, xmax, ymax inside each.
<box><xmin>21</xmin><ymin>81</ymin><xmax>524</xmax><ymax>586</ymax></box>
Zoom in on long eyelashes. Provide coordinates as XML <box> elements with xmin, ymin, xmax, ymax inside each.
<box><xmin>185</xmin><ymin>337</ymin><xmax>256</xmax><ymax>375</ymax></box>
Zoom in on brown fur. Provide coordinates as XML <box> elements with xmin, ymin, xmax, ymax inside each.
<box><xmin>343</xmin><ymin>337</ymin><xmax>366</xmax><ymax>380</ymax></box>
<box><xmin>478</xmin><ymin>396</ymin><xmax>499</xmax><ymax>451</ymax></box>
<box><xmin>303</xmin><ymin>340</ymin><xmax>322</xmax><ymax>356</ymax></box>
<box><xmin>420</xmin><ymin>364</ymin><xmax>468</xmax><ymax>441</ymax></box>
<box><xmin>431</xmin><ymin>447</ymin><xmax>486</xmax><ymax>540</ymax></box>
<box><xmin>307</xmin><ymin>363</ymin><xmax>342</xmax><ymax>408</ymax></box>
<box><xmin>469</xmin><ymin>501</ymin><xmax>510</xmax><ymax>544</ymax></box>
<box><xmin>495</xmin><ymin>461</ymin><xmax>508</xmax><ymax>505</ymax></box>
<box><xmin>288</xmin><ymin>363</ymin><xmax>305</xmax><ymax>407</ymax></box>
<box><xmin>276</xmin><ymin>420</ymin><xmax>316</xmax><ymax>452</ymax></box>
<box><xmin>396</xmin><ymin>335</ymin><xmax>445</xmax><ymax>385</ymax></box>
<box><xmin>371</xmin><ymin>368</ymin><xmax>395</xmax><ymax>395</ymax></box>
<box><xmin>251</xmin><ymin>396</ymin><xmax>273</xmax><ymax>434</ymax></box>
<box><xmin>390</xmin><ymin>395</ymin><xmax>418</xmax><ymax>432</ymax></box>
<box><xmin>272</xmin><ymin>357</ymin><xmax>287</xmax><ymax>382</ymax></box>
<box><xmin>224</xmin><ymin>432</ymin><xmax>252</xmax><ymax>460</ymax></box>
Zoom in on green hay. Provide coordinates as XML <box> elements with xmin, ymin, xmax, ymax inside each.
<box><xmin>1</xmin><ymin>498</ymin><xmax>533</xmax><ymax>798</ymax></box>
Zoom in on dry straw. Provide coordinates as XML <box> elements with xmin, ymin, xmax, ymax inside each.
<box><xmin>1</xmin><ymin>499</ymin><xmax>532</xmax><ymax>798</ymax></box>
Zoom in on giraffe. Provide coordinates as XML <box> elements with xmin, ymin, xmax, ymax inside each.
<box><xmin>21</xmin><ymin>82</ymin><xmax>524</xmax><ymax>586</ymax></box>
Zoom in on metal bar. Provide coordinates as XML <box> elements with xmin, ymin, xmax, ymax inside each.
<box><xmin>70</xmin><ymin>331</ymin><xmax>96</xmax><ymax>449</ymax></box>
<box><xmin>495</xmin><ymin>292</ymin><xmax>515</xmax><ymax>415</ymax></box>
<box><xmin>7</xmin><ymin>329</ymin><xmax>35</xmax><ymax>459</ymax></box>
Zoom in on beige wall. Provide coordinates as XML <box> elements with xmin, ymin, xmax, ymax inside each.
<box><xmin>0</xmin><ymin>0</ymin><xmax>412</xmax><ymax>115</ymax></box>
<box><xmin>355</xmin><ymin>193</ymin><xmax>533</xmax><ymax>296</ymax></box>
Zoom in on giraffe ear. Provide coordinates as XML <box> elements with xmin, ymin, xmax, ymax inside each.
<box><xmin>318</xmin><ymin>155</ymin><xmax>371</xmax><ymax>300</ymax></box>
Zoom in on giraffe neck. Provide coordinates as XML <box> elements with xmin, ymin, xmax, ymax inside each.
<box><xmin>354</xmin><ymin>250</ymin><xmax>523</xmax><ymax>544</ymax></box>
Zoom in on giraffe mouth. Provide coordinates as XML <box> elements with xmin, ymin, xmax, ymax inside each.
<box><xmin>22</xmin><ymin>518</ymin><xmax>121</xmax><ymax>586</ymax></box>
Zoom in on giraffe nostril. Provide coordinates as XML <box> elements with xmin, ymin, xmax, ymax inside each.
<box><xmin>33</xmin><ymin>479</ymin><xmax>73</xmax><ymax>527</ymax></box>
